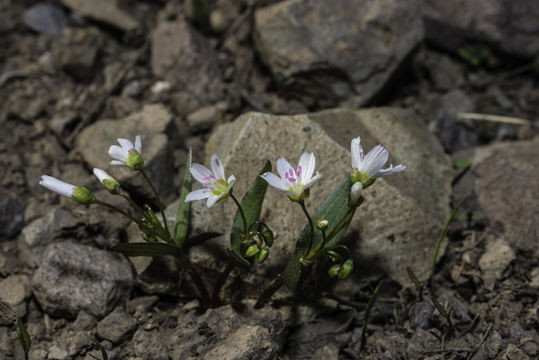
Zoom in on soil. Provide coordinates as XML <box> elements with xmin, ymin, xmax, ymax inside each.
<box><xmin>0</xmin><ymin>1</ymin><xmax>537</xmax><ymax>359</ymax></box>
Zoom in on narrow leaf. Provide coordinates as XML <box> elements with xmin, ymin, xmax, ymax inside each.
<box><xmin>283</xmin><ymin>178</ymin><xmax>355</xmax><ymax>291</ymax></box>
<box><xmin>174</xmin><ymin>148</ymin><xmax>192</xmax><ymax>248</ymax></box>
<box><xmin>16</xmin><ymin>318</ymin><xmax>31</xmax><ymax>357</ymax></box>
<box><xmin>406</xmin><ymin>267</ymin><xmax>423</xmax><ymax>292</ymax></box>
<box><xmin>230</xmin><ymin>161</ymin><xmax>271</xmax><ymax>266</ymax></box>
<box><xmin>432</xmin><ymin>197</ymin><xmax>465</xmax><ymax>276</ymax></box>
<box><xmin>112</xmin><ymin>242</ymin><xmax>181</xmax><ymax>257</ymax></box>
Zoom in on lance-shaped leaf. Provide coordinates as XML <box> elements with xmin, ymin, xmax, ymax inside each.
<box><xmin>112</xmin><ymin>242</ymin><xmax>181</xmax><ymax>257</ymax></box>
<box><xmin>174</xmin><ymin>148</ymin><xmax>192</xmax><ymax>248</ymax></box>
<box><xmin>283</xmin><ymin>178</ymin><xmax>356</xmax><ymax>291</ymax></box>
<box><xmin>16</xmin><ymin>317</ymin><xmax>31</xmax><ymax>359</ymax></box>
<box><xmin>230</xmin><ymin>161</ymin><xmax>271</xmax><ymax>266</ymax></box>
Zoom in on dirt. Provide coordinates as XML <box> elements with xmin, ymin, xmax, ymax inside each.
<box><xmin>0</xmin><ymin>0</ymin><xmax>538</xmax><ymax>359</ymax></box>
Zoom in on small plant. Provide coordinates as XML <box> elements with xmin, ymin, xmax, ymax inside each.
<box><xmin>40</xmin><ymin>135</ymin><xmax>406</xmax><ymax>308</ymax></box>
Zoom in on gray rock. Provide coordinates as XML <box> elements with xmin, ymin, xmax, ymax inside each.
<box><xmin>411</xmin><ymin>301</ymin><xmax>435</xmax><ymax>330</ymax></box>
<box><xmin>186</xmin><ymin>101</ymin><xmax>228</xmax><ymax>133</ymax></box>
<box><xmin>186</xmin><ymin>108</ymin><xmax>451</xmax><ymax>288</ymax></box>
<box><xmin>19</xmin><ymin>208</ymin><xmax>79</xmax><ymax>267</ymax></box>
<box><xmin>253</xmin><ymin>0</ymin><xmax>423</xmax><ymax>106</ymax></box>
<box><xmin>61</xmin><ymin>0</ymin><xmax>139</xmax><ymax>32</ymax></box>
<box><xmin>427</xmin><ymin>89</ymin><xmax>477</xmax><ymax>152</ymax></box>
<box><xmin>0</xmin><ymin>275</ymin><xmax>31</xmax><ymax>312</ymax></box>
<box><xmin>151</xmin><ymin>17</ymin><xmax>224</xmax><ymax>103</ymax></box>
<box><xmin>0</xmin><ymin>190</ymin><xmax>25</xmax><ymax>238</ymax></box>
<box><xmin>473</xmin><ymin>140</ymin><xmax>539</xmax><ymax>254</ymax></box>
<box><xmin>48</xmin><ymin>345</ymin><xmax>68</xmax><ymax>360</ymax></box>
<box><xmin>22</xmin><ymin>4</ymin><xmax>67</xmax><ymax>36</ymax></box>
<box><xmin>479</xmin><ymin>238</ymin><xmax>516</xmax><ymax>289</ymax></box>
<box><xmin>423</xmin><ymin>0</ymin><xmax>539</xmax><ymax>58</ymax></box>
<box><xmin>436</xmin><ymin>295</ymin><xmax>471</xmax><ymax>324</ymax></box>
<box><xmin>32</xmin><ymin>242</ymin><xmax>134</xmax><ymax>318</ymax></box>
<box><xmin>75</xmin><ymin>104</ymin><xmax>175</xmax><ymax>200</ymax></box>
<box><xmin>168</xmin><ymin>305</ymin><xmax>287</xmax><ymax>360</ymax></box>
<box><xmin>97</xmin><ymin>306</ymin><xmax>137</xmax><ymax>344</ymax></box>
<box><xmin>132</xmin><ymin>328</ymin><xmax>169</xmax><ymax>360</ymax></box>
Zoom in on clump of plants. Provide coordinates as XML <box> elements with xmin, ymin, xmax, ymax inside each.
<box><xmin>39</xmin><ymin>135</ymin><xmax>406</xmax><ymax>308</ymax></box>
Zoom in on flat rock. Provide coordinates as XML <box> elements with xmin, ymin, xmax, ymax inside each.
<box><xmin>151</xmin><ymin>17</ymin><xmax>224</xmax><ymax>104</ymax></box>
<box><xmin>22</xmin><ymin>3</ymin><xmax>67</xmax><ymax>36</ymax></box>
<box><xmin>96</xmin><ymin>306</ymin><xmax>137</xmax><ymax>344</ymax></box>
<box><xmin>32</xmin><ymin>242</ymin><xmax>134</xmax><ymax>318</ymax></box>
<box><xmin>473</xmin><ymin>140</ymin><xmax>539</xmax><ymax>254</ymax></box>
<box><xmin>168</xmin><ymin>305</ymin><xmax>287</xmax><ymax>360</ymax></box>
<box><xmin>181</xmin><ymin>108</ymin><xmax>451</xmax><ymax>288</ymax></box>
<box><xmin>479</xmin><ymin>237</ymin><xmax>516</xmax><ymax>289</ymax></box>
<box><xmin>0</xmin><ymin>274</ymin><xmax>31</xmax><ymax>307</ymax></box>
<box><xmin>254</xmin><ymin>0</ymin><xmax>423</xmax><ymax>106</ymax></box>
<box><xmin>75</xmin><ymin>104</ymin><xmax>175</xmax><ymax>200</ymax></box>
<box><xmin>423</xmin><ymin>0</ymin><xmax>539</xmax><ymax>58</ymax></box>
<box><xmin>61</xmin><ymin>0</ymin><xmax>138</xmax><ymax>32</ymax></box>
<box><xmin>19</xmin><ymin>208</ymin><xmax>79</xmax><ymax>267</ymax></box>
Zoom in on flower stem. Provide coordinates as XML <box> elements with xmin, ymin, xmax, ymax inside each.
<box><xmin>140</xmin><ymin>168</ymin><xmax>171</xmax><ymax>239</ymax></box>
<box><xmin>299</xmin><ymin>200</ymin><xmax>315</xmax><ymax>258</ymax></box>
<box><xmin>116</xmin><ymin>189</ymin><xmax>147</xmax><ymax>218</ymax></box>
<box><xmin>254</xmin><ymin>274</ymin><xmax>284</xmax><ymax>309</ymax></box>
<box><xmin>176</xmin><ymin>253</ymin><xmax>211</xmax><ymax>308</ymax></box>
<box><xmin>93</xmin><ymin>199</ymin><xmax>141</xmax><ymax>226</ymax></box>
<box><xmin>211</xmin><ymin>262</ymin><xmax>235</xmax><ymax>307</ymax></box>
<box><xmin>230</xmin><ymin>193</ymin><xmax>248</xmax><ymax>237</ymax></box>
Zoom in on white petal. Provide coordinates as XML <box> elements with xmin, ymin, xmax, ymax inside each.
<box><xmin>361</xmin><ymin>145</ymin><xmax>388</xmax><ymax>177</ymax></box>
<box><xmin>260</xmin><ymin>173</ymin><xmax>288</xmax><ymax>192</ymax></box>
<box><xmin>276</xmin><ymin>157</ymin><xmax>294</xmax><ymax>181</ymax></box>
<box><xmin>298</xmin><ymin>152</ymin><xmax>315</xmax><ymax>184</ymax></box>
<box><xmin>117</xmin><ymin>138</ymin><xmax>134</xmax><ymax>151</ymax></box>
<box><xmin>93</xmin><ymin>168</ymin><xmax>111</xmax><ymax>183</ymax></box>
<box><xmin>190</xmin><ymin>163</ymin><xmax>214</xmax><ymax>184</ymax></box>
<box><xmin>210</xmin><ymin>154</ymin><xmax>225</xmax><ymax>180</ymax></box>
<box><xmin>378</xmin><ymin>164</ymin><xmax>406</xmax><ymax>176</ymax></box>
<box><xmin>227</xmin><ymin>175</ymin><xmax>236</xmax><ymax>189</ymax></box>
<box><xmin>39</xmin><ymin>175</ymin><xmax>75</xmax><ymax>198</ymax></box>
<box><xmin>206</xmin><ymin>194</ymin><xmax>222</xmax><ymax>208</ymax></box>
<box><xmin>351</xmin><ymin>137</ymin><xmax>363</xmax><ymax>168</ymax></box>
<box><xmin>303</xmin><ymin>171</ymin><xmax>321</xmax><ymax>190</ymax></box>
<box><xmin>135</xmin><ymin>135</ymin><xmax>142</xmax><ymax>153</ymax></box>
<box><xmin>110</xmin><ymin>160</ymin><xmax>124</xmax><ymax>166</ymax></box>
<box><xmin>108</xmin><ymin>145</ymin><xmax>128</xmax><ymax>162</ymax></box>
<box><xmin>185</xmin><ymin>188</ymin><xmax>212</xmax><ymax>202</ymax></box>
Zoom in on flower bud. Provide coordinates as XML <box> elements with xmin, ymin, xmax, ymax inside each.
<box><xmin>72</xmin><ymin>187</ymin><xmax>96</xmax><ymax>205</ymax></box>
<box><xmin>328</xmin><ymin>264</ymin><xmax>341</xmax><ymax>278</ymax></box>
<box><xmin>315</xmin><ymin>219</ymin><xmax>329</xmax><ymax>230</ymax></box>
<box><xmin>288</xmin><ymin>188</ymin><xmax>310</xmax><ymax>203</ymax></box>
<box><xmin>348</xmin><ymin>182</ymin><xmax>363</xmax><ymax>206</ymax></box>
<box><xmin>245</xmin><ymin>244</ymin><xmax>260</xmax><ymax>258</ymax></box>
<box><xmin>338</xmin><ymin>259</ymin><xmax>354</xmax><ymax>279</ymax></box>
<box><xmin>257</xmin><ymin>247</ymin><xmax>269</xmax><ymax>263</ymax></box>
<box><xmin>93</xmin><ymin>168</ymin><xmax>121</xmax><ymax>193</ymax></box>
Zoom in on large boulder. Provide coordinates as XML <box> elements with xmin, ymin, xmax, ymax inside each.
<box><xmin>32</xmin><ymin>242</ymin><xmax>135</xmax><ymax>318</ymax></box>
<box><xmin>254</xmin><ymin>0</ymin><xmax>423</xmax><ymax>106</ymax></box>
<box><xmin>423</xmin><ymin>0</ymin><xmax>539</xmax><ymax>58</ymax></box>
<box><xmin>173</xmin><ymin>108</ymin><xmax>451</xmax><ymax>289</ymax></box>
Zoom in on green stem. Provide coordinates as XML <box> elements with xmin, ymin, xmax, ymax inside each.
<box><xmin>140</xmin><ymin>168</ymin><xmax>171</xmax><ymax>239</ymax></box>
<box><xmin>117</xmin><ymin>189</ymin><xmax>147</xmax><ymax>218</ymax></box>
<box><xmin>176</xmin><ymin>253</ymin><xmax>211</xmax><ymax>308</ymax></box>
<box><xmin>230</xmin><ymin>193</ymin><xmax>248</xmax><ymax>237</ymax></box>
<box><xmin>299</xmin><ymin>200</ymin><xmax>315</xmax><ymax>258</ymax></box>
<box><xmin>326</xmin><ymin>206</ymin><xmax>356</xmax><ymax>242</ymax></box>
<box><xmin>93</xmin><ymin>199</ymin><xmax>141</xmax><ymax>226</ymax></box>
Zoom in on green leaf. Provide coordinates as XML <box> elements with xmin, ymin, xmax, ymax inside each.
<box><xmin>16</xmin><ymin>318</ymin><xmax>31</xmax><ymax>358</ymax></box>
<box><xmin>453</xmin><ymin>159</ymin><xmax>473</xmax><ymax>170</ymax></box>
<box><xmin>230</xmin><ymin>161</ymin><xmax>271</xmax><ymax>266</ymax></box>
<box><xmin>174</xmin><ymin>148</ymin><xmax>192</xmax><ymax>248</ymax></box>
<box><xmin>432</xmin><ymin>197</ymin><xmax>465</xmax><ymax>276</ymax></box>
<box><xmin>112</xmin><ymin>242</ymin><xmax>181</xmax><ymax>257</ymax></box>
<box><xmin>283</xmin><ymin>178</ymin><xmax>356</xmax><ymax>291</ymax></box>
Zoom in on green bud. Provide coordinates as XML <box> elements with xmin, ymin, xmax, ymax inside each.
<box><xmin>72</xmin><ymin>187</ymin><xmax>96</xmax><ymax>205</ymax></box>
<box><xmin>288</xmin><ymin>188</ymin><xmax>310</xmax><ymax>203</ymax></box>
<box><xmin>347</xmin><ymin>182</ymin><xmax>363</xmax><ymax>206</ymax></box>
<box><xmin>260</xmin><ymin>226</ymin><xmax>274</xmax><ymax>247</ymax></box>
<box><xmin>257</xmin><ymin>247</ymin><xmax>269</xmax><ymax>263</ymax></box>
<box><xmin>338</xmin><ymin>259</ymin><xmax>354</xmax><ymax>279</ymax></box>
<box><xmin>102</xmin><ymin>178</ymin><xmax>121</xmax><ymax>193</ymax></box>
<box><xmin>315</xmin><ymin>219</ymin><xmax>329</xmax><ymax>230</ymax></box>
<box><xmin>328</xmin><ymin>264</ymin><xmax>341</xmax><ymax>278</ymax></box>
<box><xmin>245</xmin><ymin>244</ymin><xmax>260</xmax><ymax>258</ymax></box>
<box><xmin>126</xmin><ymin>150</ymin><xmax>144</xmax><ymax>171</ymax></box>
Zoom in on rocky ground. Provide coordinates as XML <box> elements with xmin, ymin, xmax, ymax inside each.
<box><xmin>0</xmin><ymin>0</ymin><xmax>538</xmax><ymax>359</ymax></box>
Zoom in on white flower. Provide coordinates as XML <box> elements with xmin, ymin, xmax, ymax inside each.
<box><xmin>39</xmin><ymin>175</ymin><xmax>95</xmax><ymax>204</ymax></box>
<box><xmin>108</xmin><ymin>135</ymin><xmax>144</xmax><ymax>170</ymax></box>
<box><xmin>349</xmin><ymin>182</ymin><xmax>363</xmax><ymax>205</ymax></box>
<box><xmin>350</xmin><ymin>137</ymin><xmax>405</xmax><ymax>186</ymax></box>
<box><xmin>260</xmin><ymin>152</ymin><xmax>321</xmax><ymax>201</ymax></box>
<box><xmin>185</xmin><ymin>154</ymin><xmax>236</xmax><ymax>208</ymax></box>
<box><xmin>93</xmin><ymin>168</ymin><xmax>120</xmax><ymax>192</ymax></box>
